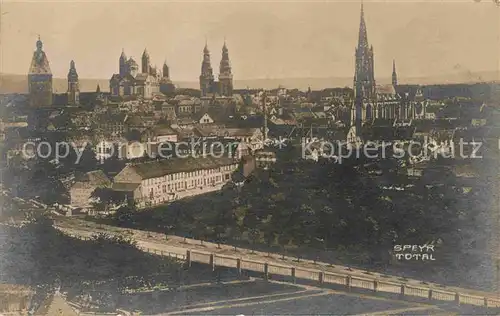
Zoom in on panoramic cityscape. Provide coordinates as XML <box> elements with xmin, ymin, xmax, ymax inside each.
<box><xmin>1</xmin><ymin>0</ymin><xmax>500</xmax><ymax>315</ymax></box>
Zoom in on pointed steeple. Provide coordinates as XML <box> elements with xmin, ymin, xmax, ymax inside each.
<box><xmin>67</xmin><ymin>60</ymin><xmax>79</xmax><ymax>105</ymax></box>
<box><xmin>392</xmin><ymin>59</ymin><xmax>398</xmax><ymax>87</ymax></box>
<box><xmin>200</xmin><ymin>40</ymin><xmax>214</xmax><ymax>97</ymax></box>
<box><xmin>96</xmin><ymin>84</ymin><xmax>101</xmax><ymax>93</ymax></box>
<box><xmin>202</xmin><ymin>42</ymin><xmax>212</xmax><ymax>72</ymax></box>
<box><xmin>119</xmin><ymin>49</ymin><xmax>128</xmax><ymax>76</ymax></box>
<box><xmin>358</xmin><ymin>2</ymin><xmax>368</xmax><ymax>50</ymax></box>
<box><xmin>142</xmin><ymin>48</ymin><xmax>150</xmax><ymax>74</ymax></box>
<box><xmin>220</xmin><ymin>41</ymin><xmax>231</xmax><ymax>75</ymax></box>
<box><xmin>353</xmin><ymin>0</ymin><xmax>376</xmax><ymax>125</ymax></box>
<box><xmin>219</xmin><ymin>39</ymin><xmax>233</xmax><ymax>96</ymax></box>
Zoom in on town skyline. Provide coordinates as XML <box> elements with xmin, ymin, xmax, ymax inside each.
<box><xmin>1</xmin><ymin>0</ymin><xmax>499</xmax><ymax>85</ymax></box>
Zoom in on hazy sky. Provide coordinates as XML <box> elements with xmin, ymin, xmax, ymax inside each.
<box><xmin>1</xmin><ymin>0</ymin><xmax>499</xmax><ymax>82</ymax></box>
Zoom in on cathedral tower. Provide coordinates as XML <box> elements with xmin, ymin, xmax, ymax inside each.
<box><xmin>353</xmin><ymin>3</ymin><xmax>376</xmax><ymax>101</ymax></box>
<box><xmin>163</xmin><ymin>60</ymin><xmax>170</xmax><ymax>80</ymax></box>
<box><xmin>352</xmin><ymin>3</ymin><xmax>376</xmax><ymax>129</ymax></box>
<box><xmin>142</xmin><ymin>48</ymin><xmax>150</xmax><ymax>74</ymax></box>
<box><xmin>218</xmin><ymin>40</ymin><xmax>233</xmax><ymax>97</ymax></box>
<box><xmin>67</xmin><ymin>60</ymin><xmax>80</xmax><ymax>105</ymax></box>
<box><xmin>119</xmin><ymin>49</ymin><xmax>128</xmax><ymax>76</ymax></box>
<box><xmin>392</xmin><ymin>59</ymin><xmax>398</xmax><ymax>88</ymax></box>
<box><xmin>199</xmin><ymin>42</ymin><xmax>215</xmax><ymax>97</ymax></box>
<box><xmin>28</xmin><ymin>36</ymin><xmax>53</xmax><ymax>107</ymax></box>
<box><xmin>160</xmin><ymin>60</ymin><xmax>175</xmax><ymax>95</ymax></box>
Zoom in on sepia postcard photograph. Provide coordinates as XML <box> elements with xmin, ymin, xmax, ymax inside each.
<box><xmin>0</xmin><ymin>0</ymin><xmax>499</xmax><ymax>315</ymax></box>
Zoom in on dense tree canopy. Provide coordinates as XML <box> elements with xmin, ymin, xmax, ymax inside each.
<box><xmin>96</xmin><ymin>154</ymin><xmax>485</xmax><ymax>272</ymax></box>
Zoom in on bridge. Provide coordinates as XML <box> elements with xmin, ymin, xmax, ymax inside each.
<box><xmin>54</xmin><ymin>218</ymin><xmax>500</xmax><ymax>311</ymax></box>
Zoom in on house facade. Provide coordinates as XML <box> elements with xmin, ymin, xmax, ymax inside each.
<box><xmin>70</xmin><ymin>170</ymin><xmax>111</xmax><ymax>209</ymax></box>
<box><xmin>113</xmin><ymin>156</ymin><xmax>240</xmax><ymax>208</ymax></box>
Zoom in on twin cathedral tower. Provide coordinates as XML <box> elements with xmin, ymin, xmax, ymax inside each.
<box><xmin>108</xmin><ymin>41</ymin><xmax>233</xmax><ymax>99</ymax></box>
<box><xmin>199</xmin><ymin>40</ymin><xmax>234</xmax><ymax>98</ymax></box>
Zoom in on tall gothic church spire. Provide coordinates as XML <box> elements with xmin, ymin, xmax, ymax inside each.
<box><xmin>352</xmin><ymin>2</ymin><xmax>376</xmax><ymax>129</ymax></box>
<box><xmin>358</xmin><ymin>2</ymin><xmax>368</xmax><ymax>50</ymax></box>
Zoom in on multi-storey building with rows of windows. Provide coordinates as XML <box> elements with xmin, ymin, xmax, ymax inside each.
<box><xmin>112</xmin><ymin>156</ymin><xmax>241</xmax><ymax>208</ymax></box>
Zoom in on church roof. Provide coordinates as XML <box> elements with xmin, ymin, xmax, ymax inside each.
<box><xmin>125</xmin><ymin>156</ymin><xmax>237</xmax><ymax>180</ymax></box>
<box><xmin>74</xmin><ymin>170</ymin><xmax>111</xmax><ymax>187</ymax></box>
<box><xmin>376</xmin><ymin>84</ymin><xmax>396</xmax><ymax>95</ymax></box>
<box><xmin>135</xmin><ymin>73</ymin><xmax>150</xmax><ymax>82</ymax></box>
<box><xmin>120</xmin><ymin>74</ymin><xmax>136</xmax><ymax>82</ymax></box>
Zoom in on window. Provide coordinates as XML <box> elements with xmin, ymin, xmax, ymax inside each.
<box><xmin>162</xmin><ymin>185</ymin><xmax>166</xmax><ymax>193</ymax></box>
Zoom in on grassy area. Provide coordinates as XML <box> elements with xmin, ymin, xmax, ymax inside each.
<box><xmin>2</xmin><ymin>215</ymin><xmax>185</xmax><ymax>312</ymax></box>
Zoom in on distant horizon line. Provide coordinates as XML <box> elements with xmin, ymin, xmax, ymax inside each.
<box><xmin>3</xmin><ymin>71</ymin><xmax>500</xmax><ymax>83</ymax></box>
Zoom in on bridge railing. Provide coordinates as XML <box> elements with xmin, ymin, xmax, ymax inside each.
<box><xmin>63</xmin><ymin>230</ymin><xmax>500</xmax><ymax>309</ymax></box>
<box><xmin>180</xmin><ymin>249</ymin><xmax>500</xmax><ymax>309</ymax></box>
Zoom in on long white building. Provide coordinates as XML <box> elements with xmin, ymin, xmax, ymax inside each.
<box><xmin>112</xmin><ymin>156</ymin><xmax>241</xmax><ymax>208</ymax></box>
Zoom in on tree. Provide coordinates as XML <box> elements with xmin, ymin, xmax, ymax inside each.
<box><xmin>76</xmin><ymin>145</ymin><xmax>98</xmax><ymax>172</ymax></box>
<box><xmin>212</xmin><ymin>207</ymin><xmax>234</xmax><ymax>248</ymax></box>
<box><xmin>114</xmin><ymin>203</ymin><xmax>137</xmax><ymax>227</ymax></box>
